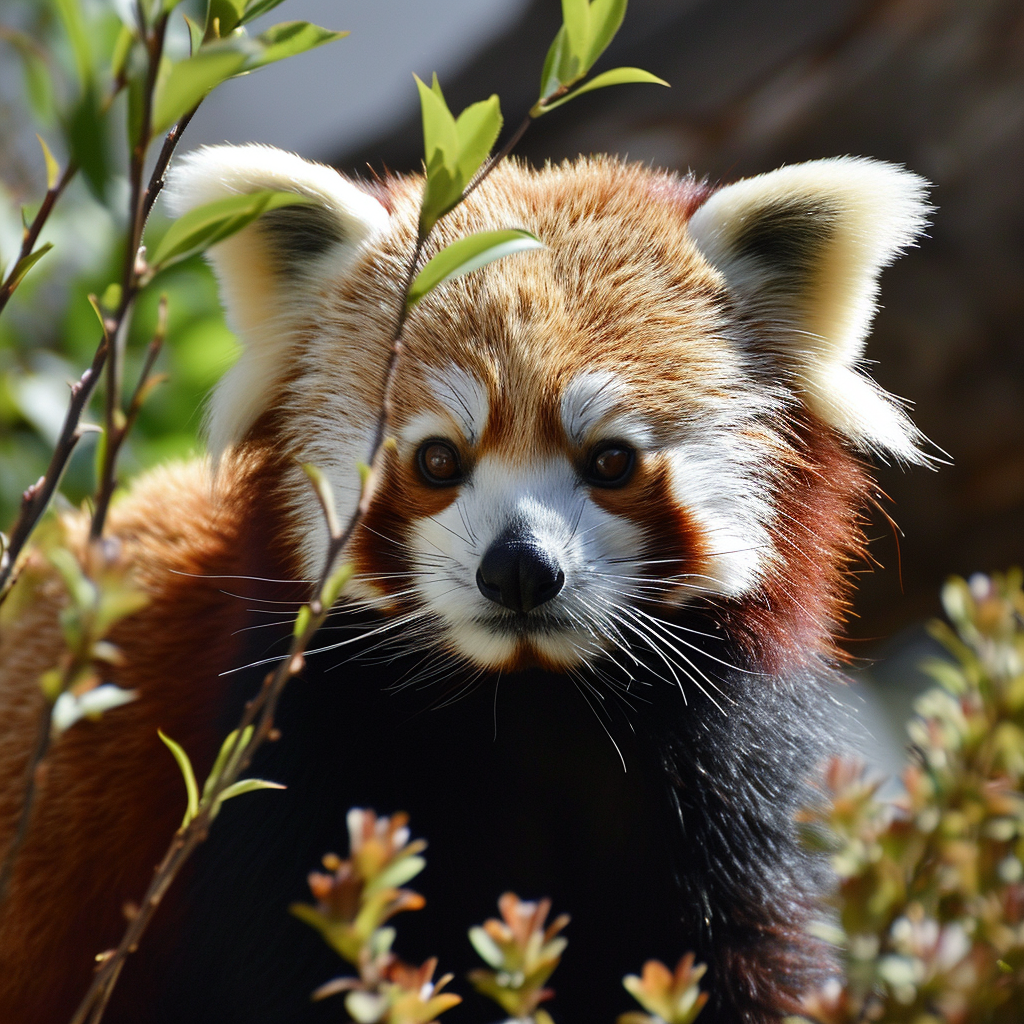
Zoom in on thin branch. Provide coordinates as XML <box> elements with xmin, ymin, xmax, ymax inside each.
<box><xmin>91</xmin><ymin>11</ymin><xmax>168</xmax><ymax>543</ymax></box>
<box><xmin>0</xmin><ymin>162</ymin><xmax>78</xmax><ymax>316</ymax></box>
<box><xmin>0</xmin><ymin>340</ymin><xmax>108</xmax><ymax>602</ymax></box>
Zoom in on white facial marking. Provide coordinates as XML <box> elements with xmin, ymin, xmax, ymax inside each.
<box><xmin>428</xmin><ymin>366</ymin><xmax>489</xmax><ymax>444</ymax></box>
<box><xmin>408</xmin><ymin>454</ymin><xmax>646</xmax><ymax>670</ymax></box>
<box><xmin>560</xmin><ymin>370</ymin><xmax>654</xmax><ymax>448</ymax></box>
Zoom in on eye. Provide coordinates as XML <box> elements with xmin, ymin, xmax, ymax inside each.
<box><xmin>585</xmin><ymin>443</ymin><xmax>636</xmax><ymax>487</ymax></box>
<box><xmin>417</xmin><ymin>440</ymin><xmax>463</xmax><ymax>485</ymax></box>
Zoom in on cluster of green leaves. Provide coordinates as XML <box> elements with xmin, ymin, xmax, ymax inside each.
<box><xmin>797</xmin><ymin>570</ymin><xmax>1024</xmax><ymax>1024</ymax></box>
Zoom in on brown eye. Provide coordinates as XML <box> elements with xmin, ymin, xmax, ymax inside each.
<box><xmin>586</xmin><ymin>443</ymin><xmax>635</xmax><ymax>487</ymax></box>
<box><xmin>417</xmin><ymin>440</ymin><xmax>462</xmax><ymax>485</ymax></box>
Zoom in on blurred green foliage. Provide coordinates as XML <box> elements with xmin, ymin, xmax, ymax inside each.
<box><xmin>0</xmin><ymin>0</ymin><xmax>238</xmax><ymax>527</ymax></box>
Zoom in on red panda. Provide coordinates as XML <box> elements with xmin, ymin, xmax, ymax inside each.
<box><xmin>0</xmin><ymin>147</ymin><xmax>930</xmax><ymax>1024</ymax></box>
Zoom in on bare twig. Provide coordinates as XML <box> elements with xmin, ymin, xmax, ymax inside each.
<box><xmin>91</xmin><ymin>11</ymin><xmax>169</xmax><ymax>543</ymax></box>
<box><xmin>0</xmin><ymin>162</ymin><xmax>78</xmax><ymax>316</ymax></box>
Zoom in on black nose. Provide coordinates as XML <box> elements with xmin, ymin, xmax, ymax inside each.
<box><xmin>476</xmin><ymin>528</ymin><xmax>565</xmax><ymax>612</ymax></box>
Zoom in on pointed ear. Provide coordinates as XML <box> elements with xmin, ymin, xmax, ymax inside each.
<box><xmin>163</xmin><ymin>144</ymin><xmax>390</xmax><ymax>456</ymax></box>
<box><xmin>687</xmin><ymin>157</ymin><xmax>931</xmax><ymax>463</ymax></box>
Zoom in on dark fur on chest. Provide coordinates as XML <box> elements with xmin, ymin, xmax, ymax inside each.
<box><xmin>127</xmin><ymin>608</ymin><xmax>838</xmax><ymax>1024</ymax></box>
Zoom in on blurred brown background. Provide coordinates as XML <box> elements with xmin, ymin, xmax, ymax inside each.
<box><xmin>331</xmin><ymin>0</ymin><xmax>1024</xmax><ymax>645</ymax></box>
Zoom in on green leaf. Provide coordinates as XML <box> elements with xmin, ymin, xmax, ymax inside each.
<box><xmin>321</xmin><ymin>563</ymin><xmax>354</xmax><ymax>610</ymax></box>
<box><xmin>239</xmin><ymin>0</ymin><xmax>289</xmax><ymax>25</ymax></box>
<box><xmin>5</xmin><ymin>244</ymin><xmax>54</xmax><ymax>295</ymax></box>
<box><xmin>293</xmin><ymin>604</ymin><xmax>311</xmax><ymax>638</ymax></box>
<box><xmin>0</xmin><ymin>28</ymin><xmax>56</xmax><ymax>123</ymax></box>
<box><xmin>152</xmin><ymin>45</ymin><xmax>251</xmax><ymax>134</ymax></box>
<box><xmin>561</xmin><ymin>0</ymin><xmax>591</xmax><ymax>64</ymax></box>
<box><xmin>54</xmin><ymin>0</ymin><xmax>93</xmax><ymax>88</ymax></box>
<box><xmin>207</xmin><ymin>0</ymin><xmax>247</xmax><ymax>35</ymax></box>
<box><xmin>247</xmin><ymin>22</ymin><xmax>348</xmax><ymax>70</ymax></box>
<box><xmin>407</xmin><ymin>229</ymin><xmax>544</xmax><ymax>308</ymax></box>
<box><xmin>183</xmin><ymin>15</ymin><xmax>204</xmax><ymax>55</ymax></box>
<box><xmin>213</xmin><ymin>777</ymin><xmax>286</xmax><ymax>815</ymax></box>
<box><xmin>538</xmin><ymin>25</ymin><xmax>571</xmax><ymax>102</ymax></box>
<box><xmin>202</xmin><ymin>725</ymin><xmax>254</xmax><ymax>801</ymax></box>
<box><xmin>584</xmin><ymin>0</ymin><xmax>628</xmax><ymax>68</ymax></box>
<box><xmin>535</xmin><ymin>66</ymin><xmax>668</xmax><ymax>113</ymax></box>
<box><xmin>110</xmin><ymin>24</ymin><xmax>136</xmax><ymax>81</ymax></box>
<box><xmin>453</xmin><ymin>95</ymin><xmax>502</xmax><ymax>183</ymax></box>
<box><xmin>301</xmin><ymin>462</ymin><xmax>340</xmax><ymax>537</ymax></box>
<box><xmin>37</xmin><ymin>136</ymin><xmax>60</xmax><ymax>190</ymax></box>
<box><xmin>150</xmin><ymin>190</ymin><xmax>310</xmax><ymax>268</ymax></box>
<box><xmin>66</xmin><ymin>88</ymin><xmax>110</xmax><ymax>199</ymax></box>
<box><xmin>416</xmin><ymin>74</ymin><xmax>459</xmax><ymax>178</ymax></box>
<box><xmin>159</xmin><ymin>729</ymin><xmax>200</xmax><ymax>828</ymax></box>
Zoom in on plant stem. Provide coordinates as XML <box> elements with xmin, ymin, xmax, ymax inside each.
<box><xmin>90</xmin><ymin>11</ymin><xmax>168</xmax><ymax>543</ymax></box>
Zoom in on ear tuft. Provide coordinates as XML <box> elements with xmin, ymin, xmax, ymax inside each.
<box><xmin>688</xmin><ymin>157</ymin><xmax>931</xmax><ymax>464</ymax></box>
<box><xmin>163</xmin><ymin>144</ymin><xmax>390</xmax><ymax>457</ymax></box>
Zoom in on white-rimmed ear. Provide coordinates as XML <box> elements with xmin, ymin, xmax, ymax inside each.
<box><xmin>163</xmin><ymin>144</ymin><xmax>391</xmax><ymax>456</ymax></box>
<box><xmin>688</xmin><ymin>157</ymin><xmax>931</xmax><ymax>463</ymax></box>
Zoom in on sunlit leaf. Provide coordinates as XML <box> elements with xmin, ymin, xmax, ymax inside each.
<box><xmin>321</xmin><ymin>562</ymin><xmax>354</xmax><ymax>610</ymax></box>
<box><xmin>301</xmin><ymin>462</ymin><xmax>340</xmax><ymax>537</ymax></box>
<box><xmin>584</xmin><ymin>0</ymin><xmax>628</xmax><ymax>68</ymax></box>
<box><xmin>364</xmin><ymin>854</ymin><xmax>426</xmax><ymax>895</ymax></box>
<box><xmin>202</xmin><ymin>724</ymin><xmax>255</xmax><ymax>801</ymax></box>
<box><xmin>152</xmin><ymin>45</ymin><xmax>251</xmax><ymax>134</ymax></box>
<box><xmin>159</xmin><ymin>729</ymin><xmax>200</xmax><ymax>827</ymax></box>
<box><xmin>453</xmin><ymin>94</ymin><xmax>502</xmax><ymax>183</ymax></box>
<box><xmin>52</xmin><ymin>685</ymin><xmax>137</xmax><ymax>735</ymax></box>
<box><xmin>214</xmin><ymin>777</ymin><xmax>286</xmax><ymax>812</ymax></box>
<box><xmin>535</xmin><ymin>66</ymin><xmax>668</xmax><ymax>113</ymax></box>
<box><xmin>36</xmin><ymin>136</ymin><xmax>60</xmax><ymax>190</ymax></box>
<box><xmin>469</xmin><ymin>925</ymin><xmax>505</xmax><ymax>968</ymax></box>
<box><xmin>5</xmin><ymin>244</ymin><xmax>54</xmax><ymax>295</ymax></box>
<box><xmin>561</xmin><ymin>0</ymin><xmax>591</xmax><ymax>64</ymax></box>
<box><xmin>239</xmin><ymin>0</ymin><xmax>288</xmax><ymax>25</ymax></box>
<box><xmin>407</xmin><ymin>229</ymin><xmax>544</xmax><ymax>308</ymax></box>
<box><xmin>150</xmin><ymin>190</ymin><xmax>310</xmax><ymax>268</ymax></box>
<box><xmin>247</xmin><ymin>22</ymin><xmax>348</xmax><ymax>70</ymax></box>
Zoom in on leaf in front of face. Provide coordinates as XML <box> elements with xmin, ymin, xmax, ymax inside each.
<box><xmin>150</xmin><ymin>190</ymin><xmax>311</xmax><ymax>269</ymax></box>
<box><xmin>246</xmin><ymin>22</ymin><xmax>349</xmax><ymax>70</ymax></box>
<box><xmin>415</xmin><ymin>74</ymin><xmax>463</xmax><ymax>235</ymax></box>
<box><xmin>152</xmin><ymin>44</ymin><xmax>251</xmax><ymax>134</ymax></box>
<box><xmin>407</xmin><ymin>229</ymin><xmax>545</xmax><ymax>309</ymax></box>
<box><xmin>453</xmin><ymin>94</ymin><xmax>502</xmax><ymax>184</ymax></box>
<box><xmin>535</xmin><ymin>66</ymin><xmax>668</xmax><ymax>114</ymax></box>
<box><xmin>584</xmin><ymin>0</ymin><xmax>628</xmax><ymax>69</ymax></box>
<box><xmin>561</xmin><ymin>0</ymin><xmax>591</xmax><ymax>65</ymax></box>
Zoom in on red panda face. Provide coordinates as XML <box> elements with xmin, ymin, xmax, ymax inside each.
<box><xmin>164</xmin><ymin>148</ymin><xmax>930</xmax><ymax>674</ymax></box>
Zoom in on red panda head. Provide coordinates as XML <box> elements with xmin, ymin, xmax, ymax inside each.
<box><xmin>165</xmin><ymin>147</ymin><xmax>929</xmax><ymax>675</ymax></box>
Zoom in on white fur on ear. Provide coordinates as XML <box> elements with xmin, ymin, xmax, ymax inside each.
<box><xmin>688</xmin><ymin>157</ymin><xmax>931</xmax><ymax>463</ymax></box>
<box><xmin>163</xmin><ymin>144</ymin><xmax>390</xmax><ymax>456</ymax></box>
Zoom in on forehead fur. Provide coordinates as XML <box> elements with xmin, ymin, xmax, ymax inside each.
<box><xmin>387</xmin><ymin>159</ymin><xmax>748</xmax><ymax>451</ymax></box>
